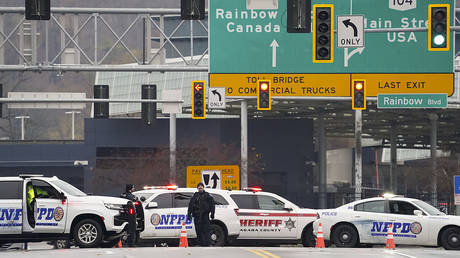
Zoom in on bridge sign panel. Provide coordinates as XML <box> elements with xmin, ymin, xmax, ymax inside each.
<box><xmin>209</xmin><ymin>0</ymin><xmax>454</xmax><ymax>97</ymax></box>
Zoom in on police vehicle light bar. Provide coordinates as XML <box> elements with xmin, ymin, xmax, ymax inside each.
<box><xmin>243</xmin><ymin>187</ymin><xmax>262</xmax><ymax>192</ymax></box>
<box><xmin>143</xmin><ymin>185</ymin><xmax>178</xmax><ymax>190</ymax></box>
<box><xmin>381</xmin><ymin>193</ymin><xmax>404</xmax><ymax>198</ymax></box>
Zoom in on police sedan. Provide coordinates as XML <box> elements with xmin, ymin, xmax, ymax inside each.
<box><xmin>313</xmin><ymin>194</ymin><xmax>460</xmax><ymax>250</ymax></box>
<box><xmin>134</xmin><ymin>186</ymin><xmax>318</xmax><ymax>247</ymax></box>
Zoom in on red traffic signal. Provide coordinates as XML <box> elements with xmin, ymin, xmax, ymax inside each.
<box><xmin>257</xmin><ymin>80</ymin><xmax>271</xmax><ymax>111</ymax></box>
<box><xmin>352</xmin><ymin>80</ymin><xmax>366</xmax><ymax>110</ymax></box>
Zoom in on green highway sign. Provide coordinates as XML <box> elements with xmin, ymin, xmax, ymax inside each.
<box><xmin>377</xmin><ymin>94</ymin><xmax>448</xmax><ymax>109</ymax></box>
<box><xmin>209</xmin><ymin>0</ymin><xmax>454</xmax><ymax>74</ymax></box>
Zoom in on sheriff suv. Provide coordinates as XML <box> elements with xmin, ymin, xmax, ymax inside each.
<box><xmin>0</xmin><ymin>175</ymin><xmax>134</xmax><ymax>248</ymax></box>
<box><xmin>133</xmin><ymin>186</ymin><xmax>318</xmax><ymax>247</ymax></box>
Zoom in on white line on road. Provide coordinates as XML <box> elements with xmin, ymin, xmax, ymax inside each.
<box><xmin>385</xmin><ymin>250</ymin><xmax>417</xmax><ymax>258</ymax></box>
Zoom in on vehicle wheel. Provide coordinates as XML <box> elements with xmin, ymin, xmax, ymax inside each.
<box><xmin>53</xmin><ymin>239</ymin><xmax>71</xmax><ymax>249</ymax></box>
<box><xmin>441</xmin><ymin>227</ymin><xmax>460</xmax><ymax>250</ymax></box>
<box><xmin>73</xmin><ymin>219</ymin><xmax>103</xmax><ymax>248</ymax></box>
<box><xmin>333</xmin><ymin>224</ymin><xmax>359</xmax><ymax>248</ymax></box>
<box><xmin>210</xmin><ymin>224</ymin><xmax>226</xmax><ymax>246</ymax></box>
<box><xmin>302</xmin><ymin>225</ymin><xmax>316</xmax><ymax>247</ymax></box>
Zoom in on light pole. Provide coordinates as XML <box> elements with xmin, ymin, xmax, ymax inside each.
<box><xmin>15</xmin><ymin>116</ymin><xmax>30</xmax><ymax>140</ymax></box>
<box><xmin>65</xmin><ymin>111</ymin><xmax>81</xmax><ymax>140</ymax></box>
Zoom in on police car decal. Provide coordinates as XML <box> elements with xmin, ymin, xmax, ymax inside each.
<box><xmin>53</xmin><ymin>207</ymin><xmax>64</xmax><ymax>221</ymax></box>
<box><xmin>285</xmin><ymin>218</ymin><xmax>296</xmax><ymax>231</ymax></box>
<box><xmin>151</xmin><ymin>214</ymin><xmax>193</xmax><ymax>230</ymax></box>
<box><xmin>36</xmin><ymin>207</ymin><xmax>62</xmax><ymax>226</ymax></box>
<box><xmin>369</xmin><ymin>221</ymin><xmax>420</xmax><ymax>238</ymax></box>
<box><xmin>0</xmin><ymin>208</ymin><xmax>22</xmax><ymax>227</ymax></box>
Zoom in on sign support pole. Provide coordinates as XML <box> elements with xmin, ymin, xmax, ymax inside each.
<box><xmin>241</xmin><ymin>100</ymin><xmax>248</xmax><ymax>189</ymax></box>
<box><xmin>318</xmin><ymin>110</ymin><xmax>327</xmax><ymax>208</ymax></box>
<box><xmin>170</xmin><ymin>113</ymin><xmax>177</xmax><ymax>184</ymax></box>
<box><xmin>430</xmin><ymin>113</ymin><xmax>438</xmax><ymax>207</ymax></box>
<box><xmin>390</xmin><ymin>123</ymin><xmax>397</xmax><ymax>193</ymax></box>
<box><xmin>354</xmin><ymin>110</ymin><xmax>362</xmax><ymax>200</ymax></box>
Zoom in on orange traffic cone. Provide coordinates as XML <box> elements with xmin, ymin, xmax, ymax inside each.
<box><xmin>179</xmin><ymin>222</ymin><xmax>189</xmax><ymax>248</ymax></box>
<box><xmin>315</xmin><ymin>222</ymin><xmax>325</xmax><ymax>248</ymax></box>
<box><xmin>385</xmin><ymin>223</ymin><xmax>395</xmax><ymax>250</ymax></box>
<box><xmin>113</xmin><ymin>239</ymin><xmax>122</xmax><ymax>248</ymax></box>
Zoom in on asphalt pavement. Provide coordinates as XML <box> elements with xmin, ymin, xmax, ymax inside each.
<box><xmin>1</xmin><ymin>243</ymin><xmax>459</xmax><ymax>258</ymax></box>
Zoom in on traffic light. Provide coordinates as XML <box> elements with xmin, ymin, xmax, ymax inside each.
<box><xmin>287</xmin><ymin>0</ymin><xmax>311</xmax><ymax>33</ymax></box>
<box><xmin>352</xmin><ymin>80</ymin><xmax>366</xmax><ymax>110</ymax></box>
<box><xmin>142</xmin><ymin>84</ymin><xmax>157</xmax><ymax>125</ymax></box>
<box><xmin>181</xmin><ymin>0</ymin><xmax>205</xmax><ymax>20</ymax></box>
<box><xmin>25</xmin><ymin>0</ymin><xmax>50</xmax><ymax>20</ymax></box>
<box><xmin>192</xmin><ymin>81</ymin><xmax>206</xmax><ymax>119</ymax></box>
<box><xmin>257</xmin><ymin>80</ymin><xmax>271</xmax><ymax>111</ymax></box>
<box><xmin>94</xmin><ymin>85</ymin><xmax>109</xmax><ymax>119</ymax></box>
<box><xmin>313</xmin><ymin>4</ymin><xmax>334</xmax><ymax>63</ymax></box>
<box><xmin>428</xmin><ymin>4</ymin><xmax>450</xmax><ymax>51</ymax></box>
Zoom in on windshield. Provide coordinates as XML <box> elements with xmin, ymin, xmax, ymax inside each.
<box><xmin>51</xmin><ymin>179</ymin><xmax>87</xmax><ymax>197</ymax></box>
<box><xmin>413</xmin><ymin>200</ymin><xmax>443</xmax><ymax>216</ymax></box>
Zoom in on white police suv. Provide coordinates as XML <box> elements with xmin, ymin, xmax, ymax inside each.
<box><xmin>313</xmin><ymin>194</ymin><xmax>460</xmax><ymax>250</ymax></box>
<box><xmin>134</xmin><ymin>186</ymin><xmax>318</xmax><ymax>246</ymax></box>
<box><xmin>0</xmin><ymin>175</ymin><xmax>133</xmax><ymax>248</ymax></box>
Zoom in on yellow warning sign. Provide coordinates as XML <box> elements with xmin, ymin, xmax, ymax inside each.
<box><xmin>186</xmin><ymin>165</ymin><xmax>240</xmax><ymax>190</ymax></box>
<box><xmin>209</xmin><ymin>73</ymin><xmax>454</xmax><ymax>97</ymax></box>
<box><xmin>209</xmin><ymin>74</ymin><xmax>350</xmax><ymax>97</ymax></box>
<box><xmin>353</xmin><ymin>73</ymin><xmax>454</xmax><ymax>97</ymax></box>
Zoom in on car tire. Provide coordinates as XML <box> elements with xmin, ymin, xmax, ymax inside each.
<box><xmin>333</xmin><ymin>224</ymin><xmax>359</xmax><ymax>248</ymax></box>
<box><xmin>302</xmin><ymin>225</ymin><xmax>316</xmax><ymax>247</ymax></box>
<box><xmin>210</xmin><ymin>224</ymin><xmax>226</xmax><ymax>246</ymax></box>
<box><xmin>441</xmin><ymin>227</ymin><xmax>460</xmax><ymax>250</ymax></box>
<box><xmin>72</xmin><ymin>219</ymin><xmax>103</xmax><ymax>248</ymax></box>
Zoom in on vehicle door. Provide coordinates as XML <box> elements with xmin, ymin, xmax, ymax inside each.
<box><xmin>254</xmin><ymin>194</ymin><xmax>298</xmax><ymax>239</ymax></box>
<box><xmin>172</xmin><ymin>192</ymin><xmax>195</xmax><ymax>238</ymax></box>
<box><xmin>141</xmin><ymin>193</ymin><xmax>175</xmax><ymax>238</ymax></box>
<box><xmin>31</xmin><ymin>179</ymin><xmax>68</xmax><ymax>233</ymax></box>
<box><xmin>387</xmin><ymin>200</ymin><xmax>430</xmax><ymax>245</ymax></box>
<box><xmin>0</xmin><ymin>180</ymin><xmax>23</xmax><ymax>235</ymax></box>
<box><xmin>353</xmin><ymin>200</ymin><xmax>388</xmax><ymax>244</ymax></box>
<box><xmin>229</xmin><ymin>194</ymin><xmax>259</xmax><ymax>239</ymax></box>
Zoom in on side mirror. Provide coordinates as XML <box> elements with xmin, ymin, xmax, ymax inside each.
<box><xmin>414</xmin><ymin>210</ymin><xmax>423</xmax><ymax>216</ymax></box>
<box><xmin>140</xmin><ymin>196</ymin><xmax>146</xmax><ymax>202</ymax></box>
<box><xmin>59</xmin><ymin>192</ymin><xmax>67</xmax><ymax>201</ymax></box>
<box><xmin>146</xmin><ymin>202</ymin><xmax>158</xmax><ymax>209</ymax></box>
<box><xmin>284</xmin><ymin>204</ymin><xmax>294</xmax><ymax>211</ymax></box>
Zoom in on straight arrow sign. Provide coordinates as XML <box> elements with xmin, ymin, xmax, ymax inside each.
<box><xmin>270</xmin><ymin>40</ymin><xmax>279</xmax><ymax>68</ymax></box>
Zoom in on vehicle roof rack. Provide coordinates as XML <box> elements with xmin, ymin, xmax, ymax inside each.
<box><xmin>18</xmin><ymin>174</ymin><xmax>44</xmax><ymax>179</ymax></box>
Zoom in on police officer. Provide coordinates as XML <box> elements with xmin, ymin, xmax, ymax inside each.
<box><xmin>121</xmin><ymin>184</ymin><xmax>137</xmax><ymax>201</ymax></box>
<box><xmin>120</xmin><ymin>184</ymin><xmax>138</xmax><ymax>247</ymax></box>
<box><xmin>187</xmin><ymin>183</ymin><xmax>215</xmax><ymax>246</ymax></box>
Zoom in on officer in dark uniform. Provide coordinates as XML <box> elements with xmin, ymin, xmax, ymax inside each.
<box><xmin>120</xmin><ymin>184</ymin><xmax>138</xmax><ymax>247</ymax></box>
<box><xmin>187</xmin><ymin>182</ymin><xmax>215</xmax><ymax>246</ymax></box>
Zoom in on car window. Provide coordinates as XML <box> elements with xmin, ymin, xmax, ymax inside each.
<box><xmin>174</xmin><ymin>192</ymin><xmax>193</xmax><ymax>208</ymax></box>
<box><xmin>0</xmin><ymin>181</ymin><xmax>22</xmax><ymax>199</ymax></box>
<box><xmin>210</xmin><ymin>193</ymin><xmax>229</xmax><ymax>205</ymax></box>
<box><xmin>257</xmin><ymin>195</ymin><xmax>285</xmax><ymax>210</ymax></box>
<box><xmin>389</xmin><ymin>201</ymin><xmax>419</xmax><ymax>215</ymax></box>
<box><xmin>230</xmin><ymin>194</ymin><xmax>258</xmax><ymax>209</ymax></box>
<box><xmin>354</xmin><ymin>200</ymin><xmax>385</xmax><ymax>213</ymax></box>
<box><xmin>152</xmin><ymin>193</ymin><xmax>172</xmax><ymax>208</ymax></box>
<box><xmin>134</xmin><ymin>193</ymin><xmax>154</xmax><ymax>202</ymax></box>
<box><xmin>31</xmin><ymin>180</ymin><xmax>60</xmax><ymax>199</ymax></box>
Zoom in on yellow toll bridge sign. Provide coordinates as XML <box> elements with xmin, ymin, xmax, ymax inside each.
<box><xmin>209</xmin><ymin>73</ymin><xmax>454</xmax><ymax>97</ymax></box>
<box><xmin>186</xmin><ymin>165</ymin><xmax>240</xmax><ymax>190</ymax></box>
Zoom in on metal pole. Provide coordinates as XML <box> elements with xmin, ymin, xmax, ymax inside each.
<box><xmin>318</xmin><ymin>110</ymin><xmax>327</xmax><ymax>208</ymax></box>
<box><xmin>71</xmin><ymin>112</ymin><xmax>75</xmax><ymax>140</ymax></box>
<box><xmin>241</xmin><ymin>100</ymin><xmax>248</xmax><ymax>189</ymax></box>
<box><xmin>16</xmin><ymin>116</ymin><xmax>30</xmax><ymax>140</ymax></box>
<box><xmin>429</xmin><ymin>113</ymin><xmax>438</xmax><ymax>207</ymax></box>
<box><xmin>355</xmin><ymin>110</ymin><xmax>362</xmax><ymax>201</ymax></box>
<box><xmin>390</xmin><ymin>123</ymin><xmax>397</xmax><ymax>193</ymax></box>
<box><xmin>170</xmin><ymin>113</ymin><xmax>177</xmax><ymax>184</ymax></box>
